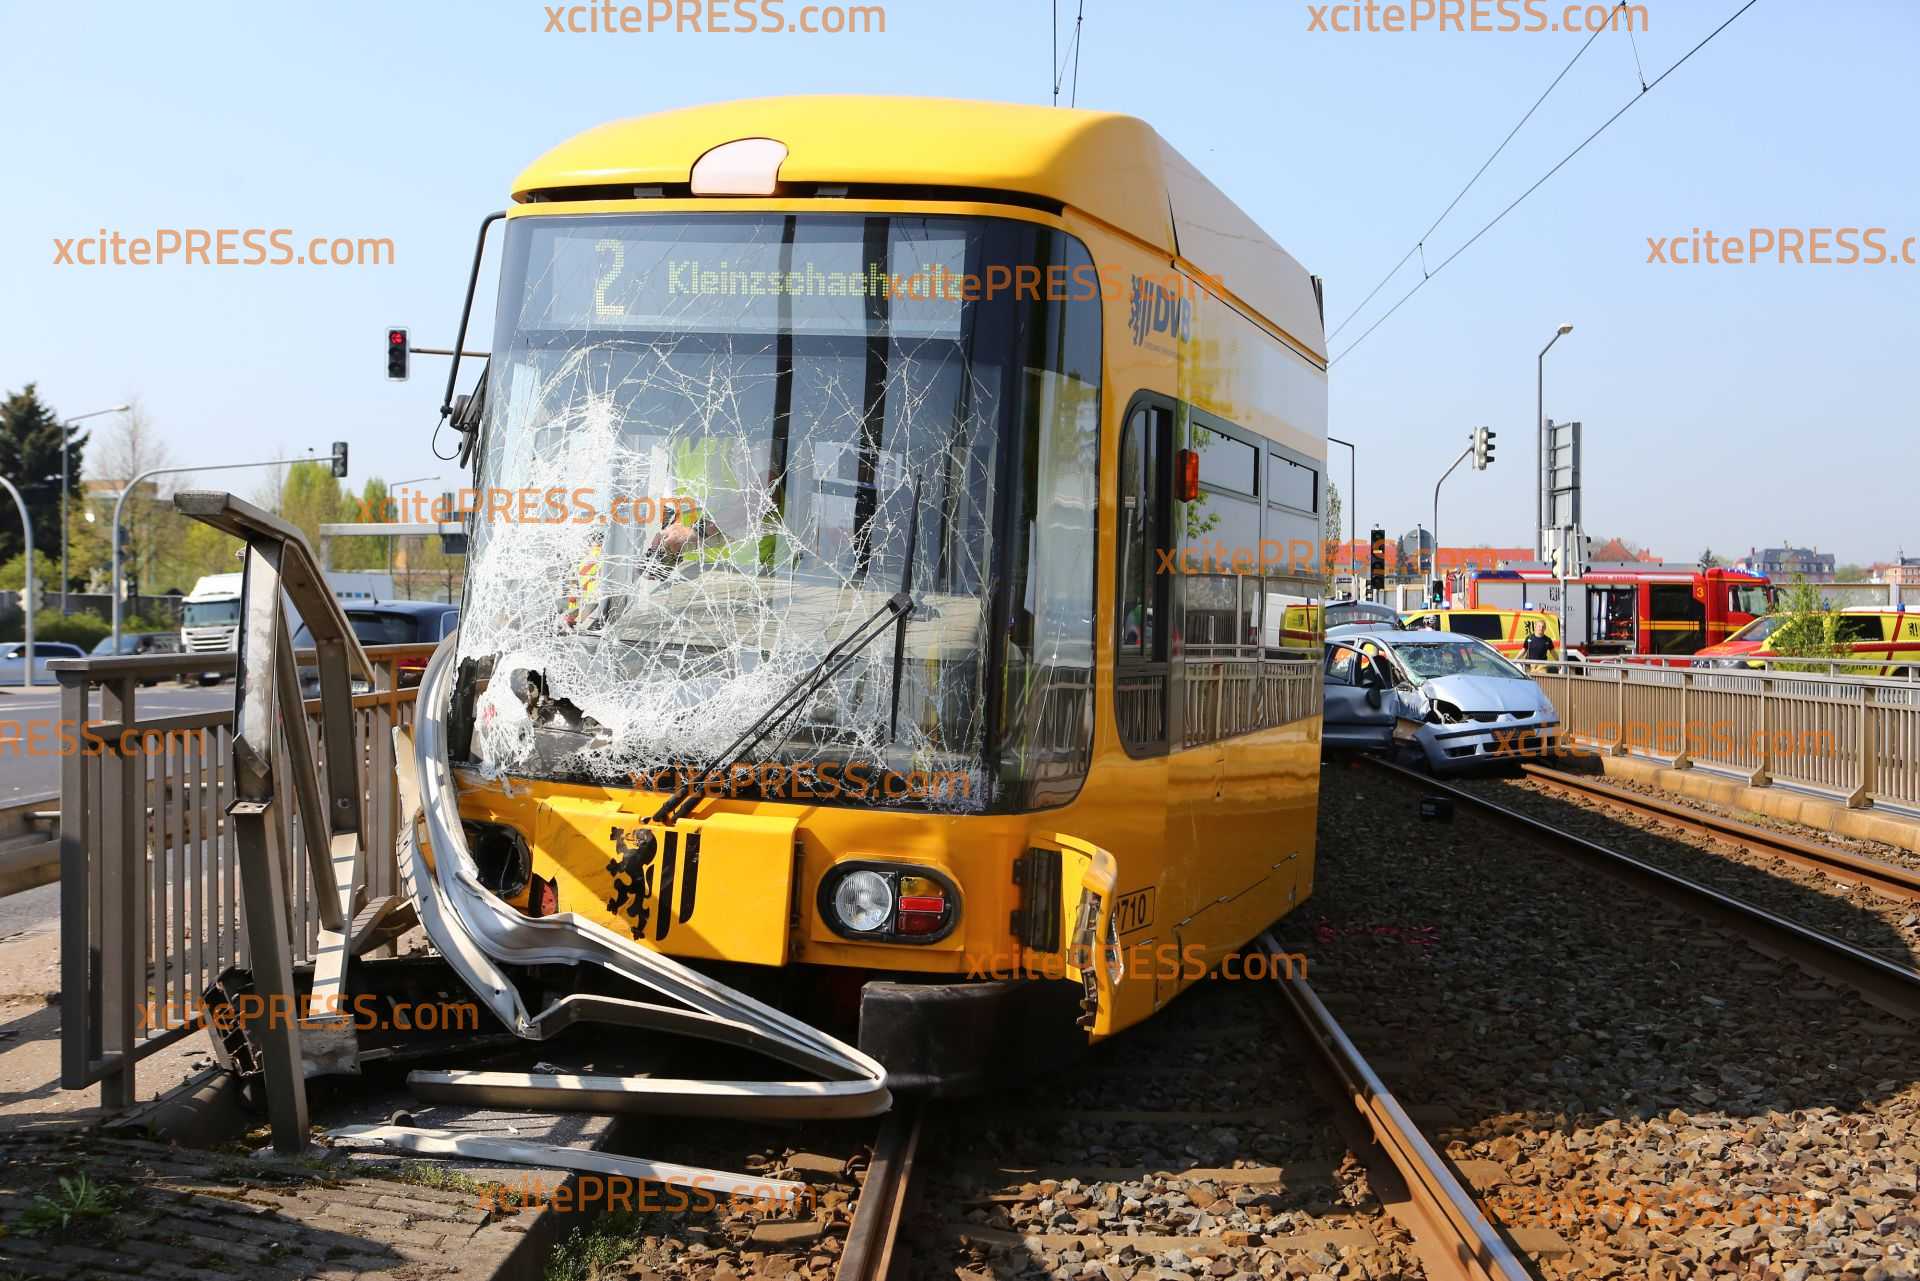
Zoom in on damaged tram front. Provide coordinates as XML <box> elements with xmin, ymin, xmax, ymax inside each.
<box><xmin>413</xmin><ymin>99</ymin><xmax>1330</xmax><ymax>1093</ymax></box>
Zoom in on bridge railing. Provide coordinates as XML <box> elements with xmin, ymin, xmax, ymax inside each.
<box><xmin>52</xmin><ymin>638</ymin><xmax>433</xmax><ymax>1114</ymax></box>
<box><xmin>1520</xmin><ymin>657</ymin><xmax>1920</xmax><ymax>810</ymax></box>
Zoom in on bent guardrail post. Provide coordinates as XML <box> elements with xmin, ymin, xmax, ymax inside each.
<box><xmin>229</xmin><ymin>539</ymin><xmax>311</xmax><ymax>1149</ymax></box>
<box><xmin>176</xmin><ymin>490</ymin><xmax>382</xmax><ymax>1150</ymax></box>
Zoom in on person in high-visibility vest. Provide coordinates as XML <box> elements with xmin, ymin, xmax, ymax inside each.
<box><xmin>565</xmin><ymin>532</ymin><xmax>604</xmax><ymax>630</ymax></box>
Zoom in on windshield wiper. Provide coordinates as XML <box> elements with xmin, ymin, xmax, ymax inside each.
<box><xmin>886</xmin><ymin>476</ymin><xmax>924</xmax><ymax>741</ymax></box>
<box><xmin>650</xmin><ymin>480</ymin><xmax>926</xmax><ymax>826</ymax></box>
<box><xmin>651</xmin><ymin>589</ymin><xmax>919</xmax><ymax>826</ymax></box>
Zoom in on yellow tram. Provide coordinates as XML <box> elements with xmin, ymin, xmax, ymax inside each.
<box><xmin>437</xmin><ymin>97</ymin><xmax>1329</xmax><ymax>1090</ymax></box>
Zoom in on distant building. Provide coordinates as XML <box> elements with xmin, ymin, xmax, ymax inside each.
<box><xmin>1587</xmin><ymin>538</ymin><xmax>1661</xmax><ymax>564</ymax></box>
<box><xmin>1877</xmin><ymin>557</ymin><xmax>1920</xmax><ymax>587</ymax></box>
<box><xmin>1739</xmin><ymin>546</ymin><xmax>1836</xmax><ymax>582</ymax></box>
<box><xmin>1327</xmin><ymin>540</ymin><xmax>1532</xmax><ymax>577</ymax></box>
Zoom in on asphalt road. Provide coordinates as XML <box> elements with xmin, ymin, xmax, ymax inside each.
<box><xmin>0</xmin><ymin>683</ymin><xmax>236</xmax><ymax>805</ymax></box>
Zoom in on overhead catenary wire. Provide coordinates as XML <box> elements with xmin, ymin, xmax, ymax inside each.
<box><xmin>1328</xmin><ymin>4</ymin><xmax>1624</xmax><ymax>343</ymax></box>
<box><xmin>1331</xmin><ymin>0</ymin><xmax>1764</xmax><ymax>366</ymax></box>
<box><xmin>1052</xmin><ymin>0</ymin><xmax>1084</xmax><ymax>107</ymax></box>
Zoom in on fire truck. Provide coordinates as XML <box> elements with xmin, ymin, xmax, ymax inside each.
<box><xmin>1460</xmin><ymin>563</ymin><xmax>1776</xmax><ymax>660</ymax></box>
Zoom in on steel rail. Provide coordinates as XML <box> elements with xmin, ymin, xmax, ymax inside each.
<box><xmin>1519</xmin><ymin>765</ymin><xmax>1920</xmax><ymax>903</ymax></box>
<box><xmin>1368</xmin><ymin>759</ymin><xmax>1920</xmax><ymax>1022</ymax></box>
<box><xmin>835</xmin><ymin>1099</ymin><xmax>924</xmax><ymax>1281</ymax></box>
<box><xmin>1257</xmin><ymin>934</ymin><xmax>1530</xmax><ymax>1281</ymax></box>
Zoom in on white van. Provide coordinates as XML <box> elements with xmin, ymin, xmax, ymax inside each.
<box><xmin>181</xmin><ymin>570</ymin><xmax>395</xmax><ymax>682</ymax></box>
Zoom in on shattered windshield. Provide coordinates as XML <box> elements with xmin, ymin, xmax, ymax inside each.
<box><xmin>459</xmin><ymin>212</ymin><xmax>1100</xmax><ymax>812</ymax></box>
<box><xmin>1391</xmin><ymin>642</ymin><xmax>1527</xmax><ymax>683</ymax></box>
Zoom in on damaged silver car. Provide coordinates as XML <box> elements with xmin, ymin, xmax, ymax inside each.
<box><xmin>1322</xmin><ymin>628</ymin><xmax>1561</xmax><ymax>772</ymax></box>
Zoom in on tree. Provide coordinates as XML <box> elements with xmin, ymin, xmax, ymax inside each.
<box><xmin>330</xmin><ymin>478</ymin><xmax>392</xmax><ymax>571</ymax></box>
<box><xmin>0</xmin><ymin>384</ymin><xmax>87</xmax><ymax>573</ymax></box>
<box><xmin>1698</xmin><ymin>548</ymin><xmax>1725</xmax><ymax>569</ymax></box>
<box><xmin>88</xmin><ymin>400</ymin><xmax>179</xmax><ymax>598</ymax></box>
<box><xmin>1322</xmin><ymin>481</ymin><xmax>1344</xmax><ymax>593</ymax></box>
<box><xmin>277</xmin><ymin>460</ymin><xmax>360</xmax><ymax>552</ymax></box>
<box><xmin>1768</xmin><ymin>579</ymin><xmax>1841</xmax><ymax>671</ymax></box>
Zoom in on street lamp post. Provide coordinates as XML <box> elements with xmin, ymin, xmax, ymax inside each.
<box><xmin>1432</xmin><ymin>438</ymin><xmax>1474</xmax><ymax>604</ymax></box>
<box><xmin>1537</xmin><ymin>323</ymin><xmax>1574</xmax><ymax>560</ymax></box>
<box><xmin>60</xmin><ymin>405</ymin><xmax>130</xmax><ymax>615</ymax></box>
<box><xmin>111</xmin><ymin>454</ymin><xmax>321</xmax><ymax>649</ymax></box>
<box><xmin>1327</xmin><ymin>436</ymin><xmax>1356</xmax><ymax>597</ymax></box>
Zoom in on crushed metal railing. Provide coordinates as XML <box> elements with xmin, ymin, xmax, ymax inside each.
<box><xmin>52</xmin><ymin>640</ymin><xmax>430</xmax><ymax>1113</ymax></box>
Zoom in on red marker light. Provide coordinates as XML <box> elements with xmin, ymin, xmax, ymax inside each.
<box><xmin>894</xmin><ymin>876</ymin><xmax>950</xmax><ymax>936</ymax></box>
<box><xmin>1177</xmin><ymin>449</ymin><xmax>1200</xmax><ymax>503</ymax></box>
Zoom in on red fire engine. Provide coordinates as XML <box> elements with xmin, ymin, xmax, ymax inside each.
<box><xmin>1462</xmin><ymin>564</ymin><xmax>1776</xmax><ymax>660</ymax></box>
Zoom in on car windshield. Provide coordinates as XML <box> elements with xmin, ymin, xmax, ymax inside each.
<box><xmin>1389</xmin><ymin>641</ymin><xmax>1528</xmax><ymax>683</ymax></box>
<box><xmin>457</xmin><ymin>211</ymin><xmax>1101</xmax><ymax>812</ymax></box>
<box><xmin>182</xmin><ymin>600</ymin><xmax>241</xmax><ymax>627</ymax></box>
<box><xmin>1728</xmin><ymin>615</ymin><xmax>1784</xmax><ymax>643</ymax></box>
<box><xmin>1729</xmin><ymin>584</ymin><xmax>1774</xmax><ymax>615</ymax></box>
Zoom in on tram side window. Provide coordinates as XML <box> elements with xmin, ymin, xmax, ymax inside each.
<box><xmin>997</xmin><ymin>231</ymin><xmax>1102</xmax><ymax>806</ymax></box>
<box><xmin>1116</xmin><ymin>401</ymin><xmax>1172</xmax><ymax>755</ymax></box>
<box><xmin>1184</xmin><ymin>575</ymin><xmax>1244</xmax><ymax>649</ymax></box>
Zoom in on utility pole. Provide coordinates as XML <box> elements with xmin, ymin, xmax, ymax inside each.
<box><xmin>1328</xmin><ymin>436</ymin><xmax>1356</xmax><ymax>597</ymax></box>
<box><xmin>1537</xmin><ymin>323</ymin><xmax>1574</xmax><ymax>559</ymax></box>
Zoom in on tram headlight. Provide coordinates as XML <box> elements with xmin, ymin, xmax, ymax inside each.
<box><xmin>831</xmin><ymin>871</ymin><xmax>895</xmax><ymax>933</ymax></box>
<box><xmin>818</xmin><ymin>862</ymin><xmax>961</xmax><ymax>943</ymax></box>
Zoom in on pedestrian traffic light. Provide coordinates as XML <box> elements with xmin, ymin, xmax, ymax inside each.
<box><xmin>387</xmin><ymin>327</ymin><xmax>409</xmax><ymax>380</ymax></box>
<box><xmin>330</xmin><ymin>441</ymin><xmax>349</xmax><ymax>479</ymax></box>
<box><xmin>1368</xmin><ymin>527</ymin><xmax>1386</xmax><ymax>594</ymax></box>
<box><xmin>1471</xmin><ymin>426</ymin><xmax>1496</xmax><ymax>470</ymax></box>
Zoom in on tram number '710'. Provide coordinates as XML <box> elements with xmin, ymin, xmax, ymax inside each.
<box><xmin>1113</xmin><ymin>888</ymin><xmax>1155</xmax><ymax>935</ymax></box>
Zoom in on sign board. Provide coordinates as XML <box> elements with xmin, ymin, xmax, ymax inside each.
<box><xmin>1546</xmin><ymin>420</ymin><xmax>1581</xmax><ymax>530</ymax></box>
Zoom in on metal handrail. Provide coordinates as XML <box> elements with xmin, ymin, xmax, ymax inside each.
<box><xmin>1521</xmin><ymin>655</ymin><xmax>1920</xmax><ymax>687</ymax></box>
<box><xmin>54</xmin><ymin>643</ymin><xmax>431</xmax><ymax>1110</ymax></box>
<box><xmin>1549</xmin><ymin>652</ymin><xmax>1920</xmax><ymax>682</ymax></box>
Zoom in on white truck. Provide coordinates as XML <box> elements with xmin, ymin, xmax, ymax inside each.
<box><xmin>181</xmin><ymin>570</ymin><xmax>394</xmax><ymax>681</ymax></box>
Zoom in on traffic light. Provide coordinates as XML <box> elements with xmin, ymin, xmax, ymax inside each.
<box><xmin>1368</xmin><ymin>527</ymin><xmax>1387</xmax><ymax>594</ymax></box>
<box><xmin>330</xmin><ymin>441</ymin><xmax>349</xmax><ymax>479</ymax></box>
<box><xmin>1471</xmin><ymin>426</ymin><xmax>1496</xmax><ymax>470</ymax></box>
<box><xmin>387</xmin><ymin>327</ymin><xmax>409</xmax><ymax>380</ymax></box>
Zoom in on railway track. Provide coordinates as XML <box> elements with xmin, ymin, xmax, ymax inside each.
<box><xmin>550</xmin><ymin>762</ymin><xmax>1920</xmax><ymax>1280</ymax></box>
<box><xmin>1281</xmin><ymin>760</ymin><xmax>1920</xmax><ymax>1279</ymax></box>
<box><xmin>1516</xmin><ymin>764</ymin><xmax>1920</xmax><ymax>904</ymax></box>
<box><xmin>832</xmin><ymin>946</ymin><xmax>1532</xmax><ymax>1281</ymax></box>
<box><xmin>1369</xmin><ymin>758</ymin><xmax>1920</xmax><ymax>1024</ymax></box>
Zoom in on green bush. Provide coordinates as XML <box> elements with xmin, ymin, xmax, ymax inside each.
<box><xmin>0</xmin><ymin>609</ymin><xmax>112</xmax><ymax>648</ymax></box>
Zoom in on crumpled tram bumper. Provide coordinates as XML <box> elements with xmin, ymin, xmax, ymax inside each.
<box><xmin>388</xmin><ymin>637</ymin><xmax>893</xmax><ymax>1120</ymax></box>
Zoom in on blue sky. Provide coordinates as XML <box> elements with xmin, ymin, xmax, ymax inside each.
<box><xmin>4</xmin><ymin>0</ymin><xmax>1912</xmax><ymax>564</ymax></box>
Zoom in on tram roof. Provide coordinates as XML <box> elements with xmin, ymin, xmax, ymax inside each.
<box><xmin>512</xmin><ymin>96</ymin><xmax>1325</xmax><ymax>360</ymax></box>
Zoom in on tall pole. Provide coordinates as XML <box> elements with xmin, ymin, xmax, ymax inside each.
<box><xmin>1537</xmin><ymin>324</ymin><xmax>1573</xmax><ymax>560</ymax></box>
<box><xmin>59</xmin><ymin>405</ymin><xmax>128</xmax><ymax>616</ymax></box>
<box><xmin>112</xmin><ymin>455</ymin><xmax>318</xmax><ymax>649</ymax></box>
<box><xmin>1433</xmin><ymin>442</ymin><xmax>1472</xmax><ymax>604</ymax></box>
<box><xmin>1328</xmin><ymin>436</ymin><xmax>1356</xmax><ymax>597</ymax></box>
<box><xmin>0</xmin><ymin>477</ymin><xmax>34</xmax><ymax>687</ymax></box>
